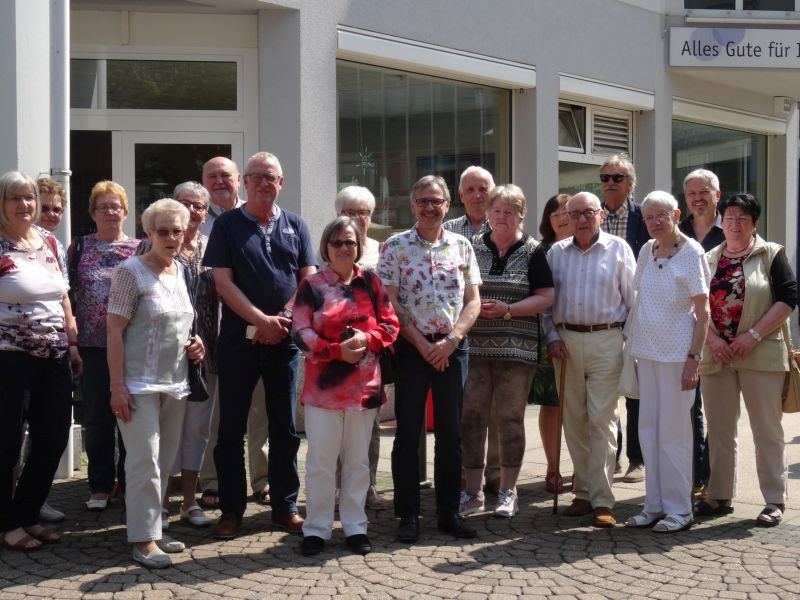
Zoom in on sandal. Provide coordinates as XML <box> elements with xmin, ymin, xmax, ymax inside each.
<box><xmin>545</xmin><ymin>471</ymin><xmax>566</xmax><ymax>494</ymax></box>
<box><xmin>624</xmin><ymin>512</ymin><xmax>664</xmax><ymax>528</ymax></box>
<box><xmin>652</xmin><ymin>513</ymin><xmax>694</xmax><ymax>533</ymax></box>
<box><xmin>199</xmin><ymin>489</ymin><xmax>220</xmax><ymax>509</ymax></box>
<box><xmin>23</xmin><ymin>525</ymin><xmax>61</xmax><ymax>544</ymax></box>
<box><xmin>3</xmin><ymin>531</ymin><xmax>43</xmax><ymax>552</ymax></box>
<box><xmin>756</xmin><ymin>503</ymin><xmax>784</xmax><ymax>527</ymax></box>
<box><xmin>694</xmin><ymin>499</ymin><xmax>734</xmax><ymax>516</ymax></box>
<box><xmin>254</xmin><ymin>486</ymin><xmax>270</xmax><ymax>506</ymax></box>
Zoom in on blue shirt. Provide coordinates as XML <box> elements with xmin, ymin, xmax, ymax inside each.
<box><xmin>202</xmin><ymin>205</ymin><xmax>316</xmax><ymax>345</ymax></box>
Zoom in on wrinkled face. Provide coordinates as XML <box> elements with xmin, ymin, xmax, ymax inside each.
<box><xmin>410</xmin><ymin>184</ymin><xmax>450</xmax><ymax>229</ymax></box>
<box><xmin>643</xmin><ymin>205</ymin><xmax>679</xmax><ymax>241</ymax></box>
<box><xmin>339</xmin><ymin>200</ymin><xmax>372</xmax><ymax>240</ymax></box>
<box><xmin>488</xmin><ymin>198</ymin><xmax>523</xmax><ymax>236</ymax></box>
<box><xmin>243</xmin><ymin>156</ymin><xmax>284</xmax><ymax>208</ymax></box>
<box><xmin>459</xmin><ymin>171</ymin><xmax>492</xmax><ymax>222</ymax></box>
<box><xmin>176</xmin><ymin>192</ymin><xmax>208</xmax><ymax>230</ymax></box>
<box><xmin>684</xmin><ymin>178</ymin><xmax>720</xmax><ymax>219</ymax></box>
<box><xmin>327</xmin><ymin>225</ymin><xmax>359</xmax><ymax>273</ymax></box>
<box><xmin>38</xmin><ymin>193</ymin><xmax>64</xmax><ymax>232</ymax></box>
<box><xmin>567</xmin><ymin>194</ymin><xmax>603</xmax><ymax>247</ymax></box>
<box><xmin>549</xmin><ymin>204</ymin><xmax>572</xmax><ymax>242</ymax></box>
<box><xmin>4</xmin><ymin>184</ymin><xmax>37</xmax><ymax>228</ymax></box>
<box><xmin>202</xmin><ymin>158</ymin><xmax>240</xmax><ymax>207</ymax></box>
<box><xmin>599</xmin><ymin>165</ymin><xmax>633</xmax><ymax>208</ymax></box>
<box><xmin>91</xmin><ymin>193</ymin><xmax>126</xmax><ymax>229</ymax></box>
<box><xmin>147</xmin><ymin>213</ymin><xmax>185</xmax><ymax>259</ymax></box>
<box><xmin>721</xmin><ymin>206</ymin><xmax>757</xmax><ymax>248</ymax></box>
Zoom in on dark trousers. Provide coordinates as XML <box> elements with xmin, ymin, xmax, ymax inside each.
<box><xmin>616</xmin><ymin>397</ymin><xmax>644</xmax><ymax>467</ymax></box>
<box><xmin>392</xmin><ymin>337</ymin><xmax>468</xmax><ymax>518</ymax></box>
<box><xmin>80</xmin><ymin>347</ymin><xmax>126</xmax><ymax>494</ymax></box>
<box><xmin>215</xmin><ymin>343</ymin><xmax>300</xmax><ymax>516</ymax></box>
<box><xmin>0</xmin><ymin>351</ymin><xmax>72</xmax><ymax>530</ymax></box>
<box><xmin>692</xmin><ymin>383</ymin><xmax>710</xmax><ymax>487</ymax></box>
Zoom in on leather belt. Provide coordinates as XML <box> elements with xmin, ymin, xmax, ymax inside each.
<box><xmin>558</xmin><ymin>322</ymin><xmax>624</xmax><ymax>333</ymax></box>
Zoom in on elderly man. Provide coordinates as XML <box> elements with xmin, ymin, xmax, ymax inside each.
<box><xmin>379</xmin><ymin>175</ymin><xmax>482</xmax><ymax>542</ymax></box>
<box><xmin>203</xmin><ymin>152</ymin><xmax>316</xmax><ymax>538</ymax></box>
<box><xmin>545</xmin><ymin>192</ymin><xmax>636</xmax><ymax>527</ymax></box>
<box><xmin>197</xmin><ymin>156</ymin><xmax>272</xmax><ymax>512</ymax></box>
<box><xmin>679</xmin><ymin>168</ymin><xmax>724</xmax><ymax>494</ymax></box>
<box><xmin>599</xmin><ymin>154</ymin><xmax>649</xmax><ymax>484</ymax></box>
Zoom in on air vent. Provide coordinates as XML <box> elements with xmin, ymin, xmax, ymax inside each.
<box><xmin>592</xmin><ymin>112</ymin><xmax>630</xmax><ymax>155</ymax></box>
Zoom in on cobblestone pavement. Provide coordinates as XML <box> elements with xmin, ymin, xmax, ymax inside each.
<box><xmin>2</xmin><ymin>406</ymin><xmax>800</xmax><ymax>599</ymax></box>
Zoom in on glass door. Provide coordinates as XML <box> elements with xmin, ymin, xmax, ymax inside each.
<box><xmin>115</xmin><ymin>131</ymin><xmax>244</xmax><ymax>238</ymax></box>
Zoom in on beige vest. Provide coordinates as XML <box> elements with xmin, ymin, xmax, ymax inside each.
<box><xmin>699</xmin><ymin>235</ymin><xmax>790</xmax><ymax>375</ymax></box>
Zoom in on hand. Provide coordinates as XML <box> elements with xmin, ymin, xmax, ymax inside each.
<box><xmin>341</xmin><ymin>332</ymin><xmax>368</xmax><ymax>351</ymax></box>
<box><xmin>422</xmin><ymin>338</ymin><xmax>454</xmax><ymax>372</ymax></box>
<box><xmin>548</xmin><ymin>340</ymin><xmax>568</xmax><ymax>360</ymax></box>
<box><xmin>251</xmin><ymin>314</ymin><xmax>291</xmax><ymax>345</ymax></box>
<box><xmin>730</xmin><ymin>331</ymin><xmax>758</xmax><ymax>359</ymax></box>
<box><xmin>479</xmin><ymin>300</ymin><xmax>507</xmax><ymax>320</ymax></box>
<box><xmin>709</xmin><ymin>335</ymin><xmax>735</xmax><ymax>363</ymax></box>
<box><xmin>681</xmin><ymin>359</ymin><xmax>699</xmax><ymax>391</ymax></box>
<box><xmin>340</xmin><ymin>341</ymin><xmax>367</xmax><ymax>364</ymax></box>
<box><xmin>185</xmin><ymin>335</ymin><xmax>206</xmax><ymax>364</ymax></box>
<box><xmin>110</xmin><ymin>385</ymin><xmax>136</xmax><ymax>423</ymax></box>
<box><xmin>69</xmin><ymin>346</ymin><xmax>83</xmax><ymax>379</ymax></box>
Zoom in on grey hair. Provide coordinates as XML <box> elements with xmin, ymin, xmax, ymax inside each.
<box><xmin>641</xmin><ymin>190</ymin><xmax>678</xmax><ymax>213</ymax></box>
<box><xmin>141</xmin><ymin>198</ymin><xmax>190</xmax><ymax>233</ymax></box>
<box><xmin>335</xmin><ymin>185</ymin><xmax>375</xmax><ymax>215</ymax></box>
<box><xmin>173</xmin><ymin>181</ymin><xmax>210</xmax><ymax>206</ymax></box>
<box><xmin>409</xmin><ymin>175</ymin><xmax>450</xmax><ymax>204</ymax></box>
<box><xmin>458</xmin><ymin>166</ymin><xmax>494</xmax><ymax>192</ymax></box>
<box><xmin>683</xmin><ymin>168</ymin><xmax>720</xmax><ymax>192</ymax></box>
<box><xmin>0</xmin><ymin>171</ymin><xmax>39</xmax><ymax>229</ymax></box>
<box><xmin>601</xmin><ymin>153</ymin><xmax>637</xmax><ymax>196</ymax></box>
<box><xmin>566</xmin><ymin>191</ymin><xmax>601</xmax><ymax>211</ymax></box>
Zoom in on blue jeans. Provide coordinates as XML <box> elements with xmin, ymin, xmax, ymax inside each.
<box><xmin>215</xmin><ymin>342</ymin><xmax>300</xmax><ymax>516</ymax></box>
<box><xmin>692</xmin><ymin>383</ymin><xmax>710</xmax><ymax>487</ymax></box>
<box><xmin>391</xmin><ymin>337</ymin><xmax>468</xmax><ymax>518</ymax></box>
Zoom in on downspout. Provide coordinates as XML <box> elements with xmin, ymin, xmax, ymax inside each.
<box><xmin>50</xmin><ymin>0</ymin><xmax>70</xmax><ymax>246</ymax></box>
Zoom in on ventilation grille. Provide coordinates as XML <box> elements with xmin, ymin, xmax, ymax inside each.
<box><xmin>592</xmin><ymin>112</ymin><xmax>630</xmax><ymax>155</ymax></box>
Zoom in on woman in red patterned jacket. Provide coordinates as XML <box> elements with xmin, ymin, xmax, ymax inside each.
<box><xmin>292</xmin><ymin>216</ymin><xmax>398</xmax><ymax>557</ymax></box>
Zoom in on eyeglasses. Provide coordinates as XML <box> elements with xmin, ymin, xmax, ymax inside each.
<box><xmin>155</xmin><ymin>228</ymin><xmax>185</xmax><ymax>239</ymax></box>
<box><xmin>599</xmin><ymin>174</ymin><xmax>629</xmax><ymax>184</ymax></box>
<box><xmin>328</xmin><ymin>239</ymin><xmax>358</xmax><ymax>249</ymax></box>
<box><xmin>568</xmin><ymin>209</ymin><xmax>601</xmax><ymax>220</ymax></box>
<box><xmin>95</xmin><ymin>204</ymin><xmax>124</xmax><ymax>214</ymax></box>
<box><xmin>41</xmin><ymin>205</ymin><xmax>64</xmax><ymax>215</ymax></box>
<box><xmin>179</xmin><ymin>200</ymin><xmax>207</xmax><ymax>212</ymax></box>
<box><xmin>722</xmin><ymin>216</ymin><xmax>753</xmax><ymax>225</ymax></box>
<box><xmin>644</xmin><ymin>212</ymin><xmax>672</xmax><ymax>224</ymax></box>
<box><xmin>8</xmin><ymin>194</ymin><xmax>36</xmax><ymax>204</ymax></box>
<box><xmin>341</xmin><ymin>209</ymin><xmax>372</xmax><ymax>218</ymax></box>
<box><xmin>246</xmin><ymin>172</ymin><xmax>281</xmax><ymax>185</ymax></box>
<box><xmin>414</xmin><ymin>197</ymin><xmax>446</xmax><ymax>208</ymax></box>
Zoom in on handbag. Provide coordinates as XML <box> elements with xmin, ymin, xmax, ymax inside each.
<box><xmin>180</xmin><ymin>261</ymin><xmax>209</xmax><ymax>402</ymax></box>
<box><xmin>362</xmin><ymin>272</ymin><xmax>397</xmax><ymax>386</ymax></box>
<box><xmin>779</xmin><ymin>321</ymin><xmax>800</xmax><ymax>413</ymax></box>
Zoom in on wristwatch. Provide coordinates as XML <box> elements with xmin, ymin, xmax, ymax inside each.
<box><xmin>503</xmin><ymin>302</ymin><xmax>512</xmax><ymax>321</ymax></box>
<box><xmin>687</xmin><ymin>352</ymin><xmax>702</xmax><ymax>361</ymax></box>
<box><xmin>279</xmin><ymin>307</ymin><xmax>293</xmax><ymax>319</ymax></box>
<box><xmin>748</xmin><ymin>328</ymin><xmax>763</xmax><ymax>342</ymax></box>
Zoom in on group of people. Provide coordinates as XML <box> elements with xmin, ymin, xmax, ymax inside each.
<box><xmin>0</xmin><ymin>151</ymin><xmax>795</xmax><ymax>566</ymax></box>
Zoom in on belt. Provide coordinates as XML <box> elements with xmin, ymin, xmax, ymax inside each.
<box><xmin>558</xmin><ymin>322</ymin><xmax>624</xmax><ymax>333</ymax></box>
<box><xmin>423</xmin><ymin>333</ymin><xmax>448</xmax><ymax>342</ymax></box>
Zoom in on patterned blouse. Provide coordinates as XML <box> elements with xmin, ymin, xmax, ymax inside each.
<box><xmin>70</xmin><ymin>234</ymin><xmax>140</xmax><ymax>348</ymax></box>
<box><xmin>293</xmin><ymin>266</ymin><xmax>399</xmax><ymax>411</ymax></box>
<box><xmin>709</xmin><ymin>255</ymin><xmax>746</xmax><ymax>343</ymax></box>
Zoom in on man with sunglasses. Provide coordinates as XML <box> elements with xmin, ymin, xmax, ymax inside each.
<box><xmin>599</xmin><ymin>154</ymin><xmax>649</xmax><ymax>486</ymax></box>
<box><xmin>379</xmin><ymin>175</ymin><xmax>482</xmax><ymax>543</ymax></box>
<box><xmin>203</xmin><ymin>152</ymin><xmax>316</xmax><ymax>539</ymax></box>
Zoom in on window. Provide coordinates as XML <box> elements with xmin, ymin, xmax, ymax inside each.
<box><xmin>686</xmin><ymin>0</ymin><xmax>796</xmax><ymax>9</ymax></box>
<box><xmin>337</xmin><ymin>61</ymin><xmax>510</xmax><ymax>234</ymax></box>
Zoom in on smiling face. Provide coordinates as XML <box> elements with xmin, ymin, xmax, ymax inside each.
<box><xmin>176</xmin><ymin>191</ymin><xmax>208</xmax><ymax>231</ymax></box>
<box><xmin>243</xmin><ymin>155</ymin><xmax>284</xmax><ymax>210</ymax></box>
<box><xmin>38</xmin><ymin>192</ymin><xmax>64</xmax><ymax>232</ymax></box>
<box><xmin>3</xmin><ymin>183</ymin><xmax>37</xmax><ymax>229</ymax></box>
<box><xmin>683</xmin><ymin>177</ymin><xmax>720</xmax><ymax>220</ymax></box>
<box><xmin>147</xmin><ymin>213</ymin><xmax>185</xmax><ymax>262</ymax></box>
<box><xmin>327</xmin><ymin>224</ymin><xmax>359</xmax><ymax>276</ymax></box>
<box><xmin>202</xmin><ymin>157</ymin><xmax>240</xmax><ymax>208</ymax></box>
<box><xmin>549</xmin><ymin>203</ymin><xmax>572</xmax><ymax>242</ymax></box>
<box><xmin>410</xmin><ymin>184</ymin><xmax>450</xmax><ymax>232</ymax></box>
<box><xmin>721</xmin><ymin>205</ymin><xmax>757</xmax><ymax>249</ymax></box>
<box><xmin>459</xmin><ymin>170</ymin><xmax>493</xmax><ymax>223</ymax></box>
<box><xmin>567</xmin><ymin>192</ymin><xmax>603</xmax><ymax>249</ymax></box>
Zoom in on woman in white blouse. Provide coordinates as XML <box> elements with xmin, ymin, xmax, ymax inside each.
<box><xmin>107</xmin><ymin>199</ymin><xmax>205</xmax><ymax>568</ymax></box>
<box><xmin>624</xmin><ymin>191</ymin><xmax>710</xmax><ymax>533</ymax></box>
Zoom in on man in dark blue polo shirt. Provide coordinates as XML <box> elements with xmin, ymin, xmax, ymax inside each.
<box><xmin>203</xmin><ymin>151</ymin><xmax>316</xmax><ymax>539</ymax></box>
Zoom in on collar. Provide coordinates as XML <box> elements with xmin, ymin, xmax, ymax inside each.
<box><xmin>412</xmin><ymin>223</ymin><xmax>448</xmax><ymax>245</ymax></box>
<box><xmin>322</xmin><ymin>263</ymin><xmax>364</xmax><ymax>285</ymax></box>
<box><xmin>568</xmin><ymin>230</ymin><xmax>611</xmax><ymax>252</ymax></box>
<box><xmin>602</xmin><ymin>199</ymin><xmax>630</xmax><ymax>219</ymax></box>
<box><xmin>208</xmin><ymin>195</ymin><xmax>245</xmax><ymax>218</ymax></box>
<box><xmin>240</xmin><ymin>204</ymin><xmax>281</xmax><ymax>224</ymax></box>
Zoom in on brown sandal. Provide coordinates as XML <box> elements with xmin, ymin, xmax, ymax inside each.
<box><xmin>3</xmin><ymin>532</ymin><xmax>43</xmax><ymax>552</ymax></box>
<box><xmin>24</xmin><ymin>525</ymin><xmax>61</xmax><ymax>544</ymax></box>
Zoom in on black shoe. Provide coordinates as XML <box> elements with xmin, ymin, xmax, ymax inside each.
<box><xmin>396</xmin><ymin>515</ymin><xmax>419</xmax><ymax>543</ymax></box>
<box><xmin>299</xmin><ymin>535</ymin><xmax>325</xmax><ymax>556</ymax></box>
<box><xmin>437</xmin><ymin>513</ymin><xmax>477</xmax><ymax>539</ymax></box>
<box><xmin>345</xmin><ymin>533</ymin><xmax>372</xmax><ymax>555</ymax></box>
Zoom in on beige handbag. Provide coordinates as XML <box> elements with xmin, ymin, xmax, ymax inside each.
<box><xmin>779</xmin><ymin>321</ymin><xmax>800</xmax><ymax>413</ymax></box>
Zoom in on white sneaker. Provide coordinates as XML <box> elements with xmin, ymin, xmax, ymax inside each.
<box><xmin>494</xmin><ymin>489</ymin><xmax>518</xmax><ymax>518</ymax></box>
<box><xmin>39</xmin><ymin>502</ymin><xmax>65</xmax><ymax>523</ymax></box>
<box><xmin>458</xmin><ymin>490</ymin><xmax>485</xmax><ymax>516</ymax></box>
<box><xmin>156</xmin><ymin>535</ymin><xmax>185</xmax><ymax>553</ymax></box>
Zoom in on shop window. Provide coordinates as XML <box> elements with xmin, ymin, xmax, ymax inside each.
<box><xmin>672</xmin><ymin>119</ymin><xmax>767</xmax><ymax>234</ymax></box>
<box><xmin>337</xmin><ymin>60</ymin><xmax>510</xmax><ymax>234</ymax></box>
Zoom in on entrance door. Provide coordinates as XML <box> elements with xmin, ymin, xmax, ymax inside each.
<box><xmin>116</xmin><ymin>131</ymin><xmax>244</xmax><ymax>238</ymax></box>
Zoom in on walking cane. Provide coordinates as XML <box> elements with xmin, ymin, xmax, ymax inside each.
<box><xmin>552</xmin><ymin>359</ymin><xmax>567</xmax><ymax>514</ymax></box>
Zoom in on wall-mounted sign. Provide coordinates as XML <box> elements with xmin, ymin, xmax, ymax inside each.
<box><xmin>670</xmin><ymin>27</ymin><xmax>800</xmax><ymax>68</ymax></box>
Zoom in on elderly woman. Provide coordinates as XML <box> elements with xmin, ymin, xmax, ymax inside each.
<box><xmin>107</xmin><ymin>199</ymin><xmax>205</xmax><ymax>568</ymax></box>
<box><xmin>69</xmin><ymin>181</ymin><xmax>139</xmax><ymax>511</ymax></box>
<box><xmin>695</xmin><ymin>193</ymin><xmax>797</xmax><ymax>527</ymax></box>
<box><xmin>535</xmin><ymin>193</ymin><xmax>572</xmax><ymax>493</ymax></box>
<box><xmin>334</xmin><ymin>185</ymin><xmax>386</xmax><ymax>509</ymax></box>
<box><xmin>623</xmin><ymin>191</ymin><xmax>710</xmax><ymax>533</ymax></box>
<box><xmin>293</xmin><ymin>216</ymin><xmax>398</xmax><ymax>556</ymax></box>
<box><xmin>459</xmin><ymin>184</ymin><xmax>554</xmax><ymax>518</ymax></box>
<box><xmin>139</xmin><ymin>183</ymin><xmax>216</xmax><ymax>529</ymax></box>
<box><xmin>36</xmin><ymin>177</ymin><xmax>68</xmax><ymax>277</ymax></box>
<box><xmin>0</xmin><ymin>171</ymin><xmax>81</xmax><ymax>550</ymax></box>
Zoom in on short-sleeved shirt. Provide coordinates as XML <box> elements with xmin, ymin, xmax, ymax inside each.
<box><xmin>468</xmin><ymin>233</ymin><xmax>553</xmax><ymax>363</ymax></box>
<box><xmin>378</xmin><ymin>225</ymin><xmax>481</xmax><ymax>336</ymax></box>
<box><xmin>202</xmin><ymin>205</ymin><xmax>316</xmax><ymax>345</ymax></box>
<box><xmin>631</xmin><ymin>239</ymin><xmax>710</xmax><ymax>362</ymax></box>
<box><xmin>70</xmin><ymin>234</ymin><xmax>140</xmax><ymax>348</ymax></box>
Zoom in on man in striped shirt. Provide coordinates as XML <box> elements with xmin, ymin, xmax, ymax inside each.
<box><xmin>543</xmin><ymin>191</ymin><xmax>636</xmax><ymax>528</ymax></box>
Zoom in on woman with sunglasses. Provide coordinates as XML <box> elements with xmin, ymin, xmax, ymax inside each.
<box><xmin>107</xmin><ymin>199</ymin><xmax>205</xmax><ymax>568</ymax></box>
<box><xmin>68</xmin><ymin>181</ymin><xmax>140</xmax><ymax>512</ymax></box>
<box><xmin>292</xmin><ymin>216</ymin><xmax>398</xmax><ymax>556</ymax></box>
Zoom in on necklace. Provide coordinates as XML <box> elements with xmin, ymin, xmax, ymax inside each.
<box><xmin>723</xmin><ymin>237</ymin><xmax>754</xmax><ymax>259</ymax></box>
<box><xmin>653</xmin><ymin>235</ymin><xmax>682</xmax><ymax>269</ymax></box>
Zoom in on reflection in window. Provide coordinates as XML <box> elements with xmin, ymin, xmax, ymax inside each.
<box><xmin>743</xmin><ymin>0</ymin><xmax>795</xmax><ymax>9</ymax></box>
<box><xmin>685</xmin><ymin>0</ymin><xmax>735</xmax><ymax>8</ymax></box>
<box><xmin>558</xmin><ymin>161</ymin><xmax>602</xmax><ymax>198</ymax></box>
<box><xmin>685</xmin><ymin>0</ymin><xmax>795</xmax><ymax>8</ymax></box>
<box><xmin>337</xmin><ymin>61</ymin><xmax>510</xmax><ymax>234</ymax></box>
<box><xmin>558</xmin><ymin>104</ymin><xmax>585</xmax><ymax>151</ymax></box>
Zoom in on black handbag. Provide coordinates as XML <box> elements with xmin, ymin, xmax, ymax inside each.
<box><xmin>363</xmin><ymin>272</ymin><xmax>397</xmax><ymax>386</ymax></box>
<box><xmin>180</xmin><ymin>262</ymin><xmax>209</xmax><ymax>402</ymax></box>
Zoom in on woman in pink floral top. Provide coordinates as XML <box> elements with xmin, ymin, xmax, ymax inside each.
<box><xmin>292</xmin><ymin>217</ymin><xmax>398</xmax><ymax>557</ymax></box>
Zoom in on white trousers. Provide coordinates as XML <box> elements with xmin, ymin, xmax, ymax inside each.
<box><xmin>303</xmin><ymin>405</ymin><xmax>376</xmax><ymax>539</ymax></box>
<box><xmin>637</xmin><ymin>359</ymin><xmax>694</xmax><ymax>516</ymax></box>
<box><xmin>117</xmin><ymin>393</ymin><xmax>186</xmax><ymax>542</ymax></box>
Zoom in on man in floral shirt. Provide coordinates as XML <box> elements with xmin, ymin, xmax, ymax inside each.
<box><xmin>379</xmin><ymin>175</ymin><xmax>481</xmax><ymax>543</ymax></box>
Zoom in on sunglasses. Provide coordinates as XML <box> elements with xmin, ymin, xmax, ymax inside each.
<box><xmin>328</xmin><ymin>239</ymin><xmax>358</xmax><ymax>249</ymax></box>
<box><xmin>41</xmin><ymin>206</ymin><xmax>64</xmax><ymax>215</ymax></box>
<box><xmin>599</xmin><ymin>174</ymin><xmax>629</xmax><ymax>183</ymax></box>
